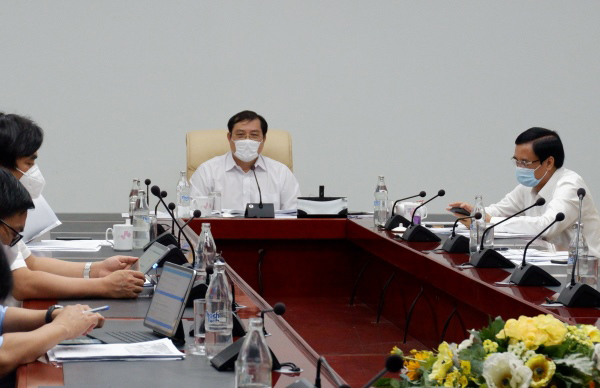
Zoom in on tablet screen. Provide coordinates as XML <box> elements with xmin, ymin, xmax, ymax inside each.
<box><xmin>144</xmin><ymin>262</ymin><xmax>195</xmax><ymax>338</ymax></box>
<box><xmin>139</xmin><ymin>242</ymin><xmax>169</xmax><ymax>274</ymax></box>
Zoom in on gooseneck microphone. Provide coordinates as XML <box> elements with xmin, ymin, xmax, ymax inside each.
<box><xmin>509</xmin><ymin>212</ymin><xmax>564</xmax><ymax>286</ymax></box>
<box><xmin>245</xmin><ymin>166</ymin><xmax>275</xmax><ymax>218</ymax></box>
<box><xmin>470</xmin><ymin>197</ymin><xmax>545</xmax><ymax>268</ymax></box>
<box><xmin>383</xmin><ymin>191</ymin><xmax>426</xmax><ymax>230</ymax></box>
<box><xmin>441</xmin><ymin>212</ymin><xmax>482</xmax><ymax>253</ymax></box>
<box><xmin>177</xmin><ymin>210</ymin><xmax>201</xmax><ymax>247</ymax></box>
<box><xmin>168</xmin><ymin>202</ymin><xmax>176</xmax><ymax>232</ymax></box>
<box><xmin>145</xmin><ymin>179</ymin><xmax>151</xmax><ymax>205</ymax></box>
<box><xmin>361</xmin><ymin>355</ymin><xmax>403</xmax><ymax>388</ymax></box>
<box><xmin>401</xmin><ymin>190</ymin><xmax>445</xmax><ymax>242</ymax></box>
<box><xmin>260</xmin><ymin>302</ymin><xmax>286</xmax><ymax>336</ymax></box>
<box><xmin>480</xmin><ymin>197</ymin><xmax>546</xmax><ymax>251</ymax></box>
<box><xmin>154</xmin><ymin>190</ymin><xmax>167</xmax><ymax>214</ymax></box>
<box><xmin>557</xmin><ymin>187</ymin><xmax>600</xmax><ymax>307</ymax></box>
<box><xmin>316</xmin><ymin>356</ymin><xmax>349</xmax><ymax>388</ymax></box>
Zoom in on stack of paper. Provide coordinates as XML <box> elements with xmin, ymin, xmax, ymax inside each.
<box><xmin>27</xmin><ymin>240</ymin><xmax>103</xmax><ymax>252</ymax></box>
<box><xmin>48</xmin><ymin>338</ymin><xmax>184</xmax><ymax>362</ymax></box>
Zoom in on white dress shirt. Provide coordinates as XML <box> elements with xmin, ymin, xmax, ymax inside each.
<box><xmin>485</xmin><ymin>168</ymin><xmax>600</xmax><ymax>256</ymax></box>
<box><xmin>189</xmin><ymin>152</ymin><xmax>301</xmax><ymax>211</ymax></box>
<box><xmin>2</xmin><ymin>241</ymin><xmax>30</xmax><ymax>306</ymax></box>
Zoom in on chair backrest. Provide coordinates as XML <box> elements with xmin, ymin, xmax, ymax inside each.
<box><xmin>186</xmin><ymin>129</ymin><xmax>293</xmax><ymax>179</ymax></box>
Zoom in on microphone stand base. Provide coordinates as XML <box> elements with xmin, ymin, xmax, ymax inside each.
<box><xmin>245</xmin><ymin>203</ymin><xmax>275</xmax><ymax>218</ymax></box>
<box><xmin>384</xmin><ymin>215</ymin><xmax>411</xmax><ymax>230</ymax></box>
<box><xmin>509</xmin><ymin>263</ymin><xmax>561</xmax><ymax>286</ymax></box>
<box><xmin>402</xmin><ymin>224</ymin><xmax>441</xmax><ymax>243</ymax></box>
<box><xmin>557</xmin><ymin>282</ymin><xmax>600</xmax><ymax>307</ymax></box>
<box><xmin>441</xmin><ymin>234</ymin><xmax>469</xmax><ymax>253</ymax></box>
<box><xmin>470</xmin><ymin>249</ymin><xmax>515</xmax><ymax>268</ymax></box>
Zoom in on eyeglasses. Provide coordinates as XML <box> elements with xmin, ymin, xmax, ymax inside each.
<box><xmin>0</xmin><ymin>219</ymin><xmax>23</xmax><ymax>247</ymax></box>
<box><xmin>511</xmin><ymin>157</ymin><xmax>540</xmax><ymax>168</ymax></box>
<box><xmin>232</xmin><ymin>133</ymin><xmax>263</xmax><ymax>141</ymax></box>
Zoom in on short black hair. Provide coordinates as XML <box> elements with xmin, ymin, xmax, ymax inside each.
<box><xmin>515</xmin><ymin>127</ymin><xmax>565</xmax><ymax>168</ymax></box>
<box><xmin>0</xmin><ymin>245</ymin><xmax>13</xmax><ymax>303</ymax></box>
<box><xmin>227</xmin><ymin>110</ymin><xmax>268</xmax><ymax>136</ymax></box>
<box><xmin>0</xmin><ymin>169</ymin><xmax>34</xmax><ymax>219</ymax></box>
<box><xmin>0</xmin><ymin>113</ymin><xmax>44</xmax><ymax>169</ymax></box>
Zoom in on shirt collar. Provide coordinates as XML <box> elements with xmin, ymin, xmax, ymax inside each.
<box><xmin>536</xmin><ymin>167</ymin><xmax>564</xmax><ymax>199</ymax></box>
<box><xmin>225</xmin><ymin>152</ymin><xmax>267</xmax><ymax>172</ymax></box>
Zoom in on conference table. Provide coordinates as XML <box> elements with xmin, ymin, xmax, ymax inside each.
<box><xmin>17</xmin><ymin>214</ymin><xmax>600</xmax><ymax>387</ymax></box>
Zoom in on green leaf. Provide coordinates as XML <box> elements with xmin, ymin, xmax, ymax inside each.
<box><xmin>554</xmin><ymin>353</ymin><xmax>594</xmax><ymax>376</ymax></box>
<box><xmin>373</xmin><ymin>378</ymin><xmax>393</xmax><ymax>387</ymax></box>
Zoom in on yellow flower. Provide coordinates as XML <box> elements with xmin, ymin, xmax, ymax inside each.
<box><xmin>582</xmin><ymin>325</ymin><xmax>600</xmax><ymax>343</ymax></box>
<box><xmin>429</xmin><ymin>342</ymin><xmax>453</xmax><ymax>383</ymax></box>
<box><xmin>525</xmin><ymin>355</ymin><xmax>556</xmax><ymax>387</ymax></box>
<box><xmin>404</xmin><ymin>349</ymin><xmax>432</xmax><ymax>381</ymax></box>
<box><xmin>483</xmin><ymin>339</ymin><xmax>499</xmax><ymax>354</ymax></box>
<box><xmin>460</xmin><ymin>360</ymin><xmax>471</xmax><ymax>376</ymax></box>
<box><xmin>390</xmin><ymin>346</ymin><xmax>403</xmax><ymax>356</ymax></box>
<box><xmin>443</xmin><ymin>369</ymin><xmax>460</xmax><ymax>387</ymax></box>
<box><xmin>496</xmin><ymin>315</ymin><xmax>567</xmax><ymax>349</ymax></box>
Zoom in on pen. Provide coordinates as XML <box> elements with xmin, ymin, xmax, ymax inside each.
<box><xmin>85</xmin><ymin>305</ymin><xmax>110</xmax><ymax>314</ymax></box>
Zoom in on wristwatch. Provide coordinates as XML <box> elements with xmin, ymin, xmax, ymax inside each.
<box><xmin>45</xmin><ymin>304</ymin><xmax>64</xmax><ymax>324</ymax></box>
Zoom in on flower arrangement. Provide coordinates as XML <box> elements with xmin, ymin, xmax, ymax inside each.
<box><xmin>377</xmin><ymin>314</ymin><xmax>600</xmax><ymax>387</ymax></box>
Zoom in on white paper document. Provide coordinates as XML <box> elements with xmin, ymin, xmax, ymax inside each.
<box><xmin>47</xmin><ymin>338</ymin><xmax>184</xmax><ymax>362</ymax></box>
<box><xmin>22</xmin><ymin>195</ymin><xmax>61</xmax><ymax>243</ymax></box>
<box><xmin>27</xmin><ymin>240</ymin><xmax>103</xmax><ymax>252</ymax></box>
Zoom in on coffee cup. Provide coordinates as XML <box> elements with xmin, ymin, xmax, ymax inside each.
<box><xmin>106</xmin><ymin>220</ymin><xmax>133</xmax><ymax>251</ymax></box>
<box><xmin>191</xmin><ymin>196</ymin><xmax>214</xmax><ymax>218</ymax></box>
<box><xmin>395</xmin><ymin>201</ymin><xmax>428</xmax><ymax>225</ymax></box>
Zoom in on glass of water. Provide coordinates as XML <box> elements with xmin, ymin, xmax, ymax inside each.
<box><xmin>210</xmin><ymin>191</ymin><xmax>222</xmax><ymax>217</ymax></box>
<box><xmin>188</xmin><ymin>298</ymin><xmax>206</xmax><ymax>356</ymax></box>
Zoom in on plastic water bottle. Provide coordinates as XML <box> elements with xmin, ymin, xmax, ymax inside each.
<box><xmin>132</xmin><ymin>190</ymin><xmax>151</xmax><ymax>249</ymax></box>
<box><xmin>128</xmin><ymin>178</ymin><xmax>139</xmax><ymax>220</ymax></box>
<box><xmin>205</xmin><ymin>261</ymin><xmax>233</xmax><ymax>359</ymax></box>
<box><xmin>469</xmin><ymin>195</ymin><xmax>493</xmax><ymax>254</ymax></box>
<box><xmin>567</xmin><ymin>224</ymin><xmax>596</xmax><ymax>287</ymax></box>
<box><xmin>176</xmin><ymin>171</ymin><xmax>191</xmax><ymax>218</ymax></box>
<box><xmin>194</xmin><ymin>223</ymin><xmax>216</xmax><ymax>285</ymax></box>
<box><xmin>235</xmin><ymin>318</ymin><xmax>272</xmax><ymax>388</ymax></box>
<box><xmin>374</xmin><ymin>176</ymin><xmax>389</xmax><ymax>228</ymax></box>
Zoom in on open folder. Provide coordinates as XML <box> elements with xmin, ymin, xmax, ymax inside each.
<box><xmin>23</xmin><ymin>195</ymin><xmax>61</xmax><ymax>243</ymax></box>
<box><xmin>47</xmin><ymin>338</ymin><xmax>184</xmax><ymax>362</ymax></box>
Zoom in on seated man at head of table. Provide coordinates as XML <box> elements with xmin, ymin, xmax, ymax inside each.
<box><xmin>0</xmin><ymin>113</ymin><xmax>145</xmax><ymax>306</ymax></box>
<box><xmin>0</xmin><ymin>246</ymin><xmax>105</xmax><ymax>379</ymax></box>
<box><xmin>448</xmin><ymin>127</ymin><xmax>600</xmax><ymax>256</ymax></box>
<box><xmin>189</xmin><ymin>110</ymin><xmax>301</xmax><ymax>211</ymax></box>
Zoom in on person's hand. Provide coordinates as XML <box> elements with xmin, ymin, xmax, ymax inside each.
<box><xmin>101</xmin><ymin>270</ymin><xmax>146</xmax><ymax>298</ymax></box>
<box><xmin>446</xmin><ymin>202</ymin><xmax>474</xmax><ymax>216</ymax></box>
<box><xmin>91</xmin><ymin>256</ymin><xmax>139</xmax><ymax>278</ymax></box>
<box><xmin>51</xmin><ymin>305</ymin><xmax>103</xmax><ymax>339</ymax></box>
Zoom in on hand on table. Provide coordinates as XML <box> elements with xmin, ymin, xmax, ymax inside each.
<box><xmin>52</xmin><ymin>304</ymin><xmax>104</xmax><ymax>338</ymax></box>
<box><xmin>101</xmin><ymin>270</ymin><xmax>146</xmax><ymax>299</ymax></box>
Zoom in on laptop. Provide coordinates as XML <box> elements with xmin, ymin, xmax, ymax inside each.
<box><xmin>89</xmin><ymin>262</ymin><xmax>196</xmax><ymax>344</ymax></box>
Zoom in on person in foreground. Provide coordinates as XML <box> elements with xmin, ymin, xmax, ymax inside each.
<box><xmin>448</xmin><ymin>127</ymin><xmax>600</xmax><ymax>256</ymax></box>
<box><xmin>0</xmin><ymin>246</ymin><xmax>104</xmax><ymax>379</ymax></box>
<box><xmin>0</xmin><ymin>116</ymin><xmax>145</xmax><ymax>305</ymax></box>
<box><xmin>189</xmin><ymin>110</ymin><xmax>300</xmax><ymax>210</ymax></box>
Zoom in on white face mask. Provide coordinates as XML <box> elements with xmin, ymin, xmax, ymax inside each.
<box><xmin>17</xmin><ymin>164</ymin><xmax>45</xmax><ymax>199</ymax></box>
<box><xmin>233</xmin><ymin>139</ymin><xmax>261</xmax><ymax>163</ymax></box>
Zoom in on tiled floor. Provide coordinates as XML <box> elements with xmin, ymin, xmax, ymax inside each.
<box><xmin>267</xmin><ymin>296</ymin><xmax>427</xmax><ymax>387</ymax></box>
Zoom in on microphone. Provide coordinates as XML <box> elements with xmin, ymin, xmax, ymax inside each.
<box><xmin>441</xmin><ymin>212</ymin><xmax>482</xmax><ymax>253</ymax></box>
<box><xmin>260</xmin><ymin>302</ymin><xmax>286</xmax><ymax>337</ymax></box>
<box><xmin>401</xmin><ymin>190</ymin><xmax>445</xmax><ymax>242</ymax></box>
<box><xmin>509</xmin><ymin>212</ymin><xmax>564</xmax><ymax>286</ymax></box>
<box><xmin>316</xmin><ymin>356</ymin><xmax>349</xmax><ymax>388</ymax></box>
<box><xmin>557</xmin><ymin>187</ymin><xmax>600</xmax><ymax>307</ymax></box>
<box><xmin>470</xmin><ymin>197</ymin><xmax>546</xmax><ymax>268</ymax></box>
<box><xmin>383</xmin><ymin>191</ymin><xmax>426</xmax><ymax>230</ymax></box>
<box><xmin>154</xmin><ymin>190</ymin><xmax>167</xmax><ymax>214</ymax></box>
<box><xmin>361</xmin><ymin>355</ymin><xmax>403</xmax><ymax>388</ymax></box>
<box><xmin>145</xmin><ymin>179</ymin><xmax>151</xmax><ymax>205</ymax></box>
<box><xmin>245</xmin><ymin>166</ymin><xmax>275</xmax><ymax>218</ymax></box>
<box><xmin>178</xmin><ymin>209</ymin><xmax>201</xmax><ymax>248</ymax></box>
<box><xmin>168</xmin><ymin>202</ymin><xmax>176</xmax><ymax>232</ymax></box>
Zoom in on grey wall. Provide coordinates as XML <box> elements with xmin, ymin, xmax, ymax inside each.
<box><xmin>2</xmin><ymin>1</ymin><xmax>599</xmax><ymax>214</ymax></box>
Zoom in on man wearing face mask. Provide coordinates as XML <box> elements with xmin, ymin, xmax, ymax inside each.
<box><xmin>0</xmin><ymin>114</ymin><xmax>146</xmax><ymax>305</ymax></box>
<box><xmin>190</xmin><ymin>110</ymin><xmax>300</xmax><ymax>210</ymax></box>
<box><xmin>448</xmin><ymin>127</ymin><xmax>600</xmax><ymax>255</ymax></box>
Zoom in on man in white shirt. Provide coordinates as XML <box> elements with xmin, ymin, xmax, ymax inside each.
<box><xmin>448</xmin><ymin>127</ymin><xmax>600</xmax><ymax>256</ymax></box>
<box><xmin>190</xmin><ymin>110</ymin><xmax>300</xmax><ymax>211</ymax></box>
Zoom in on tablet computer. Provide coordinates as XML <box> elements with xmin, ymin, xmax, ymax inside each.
<box><xmin>138</xmin><ymin>242</ymin><xmax>171</xmax><ymax>274</ymax></box>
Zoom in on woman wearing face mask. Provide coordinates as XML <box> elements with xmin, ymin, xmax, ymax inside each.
<box><xmin>189</xmin><ymin>110</ymin><xmax>301</xmax><ymax>211</ymax></box>
<box><xmin>447</xmin><ymin>127</ymin><xmax>600</xmax><ymax>255</ymax></box>
<box><xmin>0</xmin><ymin>114</ymin><xmax>146</xmax><ymax>305</ymax></box>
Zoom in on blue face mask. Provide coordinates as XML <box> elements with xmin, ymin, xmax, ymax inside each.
<box><xmin>515</xmin><ymin>165</ymin><xmax>547</xmax><ymax>187</ymax></box>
